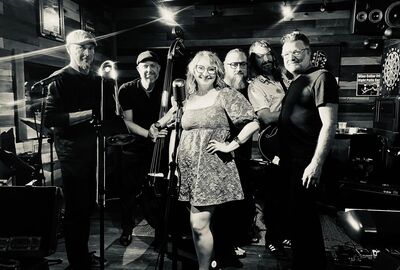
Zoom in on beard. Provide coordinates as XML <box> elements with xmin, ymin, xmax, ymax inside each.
<box><xmin>231</xmin><ymin>73</ymin><xmax>246</xmax><ymax>90</ymax></box>
<box><xmin>78</xmin><ymin>59</ymin><xmax>93</xmax><ymax>72</ymax></box>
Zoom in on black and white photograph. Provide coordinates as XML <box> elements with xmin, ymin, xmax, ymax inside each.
<box><xmin>0</xmin><ymin>0</ymin><xmax>400</xmax><ymax>269</ymax></box>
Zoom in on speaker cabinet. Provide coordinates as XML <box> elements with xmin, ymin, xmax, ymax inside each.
<box><xmin>0</xmin><ymin>186</ymin><xmax>63</xmax><ymax>259</ymax></box>
<box><xmin>351</xmin><ymin>0</ymin><xmax>400</xmax><ymax>35</ymax></box>
<box><xmin>338</xmin><ymin>209</ymin><xmax>400</xmax><ymax>248</ymax></box>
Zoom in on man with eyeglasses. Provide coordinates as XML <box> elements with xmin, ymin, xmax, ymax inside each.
<box><xmin>279</xmin><ymin>31</ymin><xmax>338</xmax><ymax>270</ymax></box>
<box><xmin>211</xmin><ymin>49</ymin><xmax>254</xmax><ymax>268</ymax></box>
<box><xmin>247</xmin><ymin>40</ymin><xmax>291</xmax><ymax>258</ymax></box>
<box><xmin>44</xmin><ymin>29</ymin><xmax>106</xmax><ymax>269</ymax></box>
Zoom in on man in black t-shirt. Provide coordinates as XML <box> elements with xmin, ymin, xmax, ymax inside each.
<box><xmin>279</xmin><ymin>31</ymin><xmax>339</xmax><ymax>270</ymax></box>
<box><xmin>117</xmin><ymin>51</ymin><xmax>173</xmax><ymax>246</ymax></box>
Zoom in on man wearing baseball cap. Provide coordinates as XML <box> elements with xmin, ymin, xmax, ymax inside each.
<box><xmin>44</xmin><ymin>29</ymin><xmax>105</xmax><ymax>269</ymax></box>
<box><xmin>117</xmin><ymin>51</ymin><xmax>174</xmax><ymax>247</ymax></box>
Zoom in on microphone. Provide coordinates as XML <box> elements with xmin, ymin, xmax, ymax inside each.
<box><xmin>98</xmin><ymin>60</ymin><xmax>117</xmax><ymax>80</ymax></box>
<box><xmin>31</xmin><ymin>73</ymin><xmax>62</xmax><ymax>90</ymax></box>
<box><xmin>172</xmin><ymin>78</ymin><xmax>186</xmax><ymax>106</ymax></box>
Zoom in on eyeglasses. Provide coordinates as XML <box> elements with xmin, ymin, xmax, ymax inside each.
<box><xmin>281</xmin><ymin>48</ymin><xmax>309</xmax><ymax>58</ymax></box>
<box><xmin>226</xmin><ymin>62</ymin><xmax>247</xmax><ymax>69</ymax></box>
<box><xmin>195</xmin><ymin>65</ymin><xmax>217</xmax><ymax>75</ymax></box>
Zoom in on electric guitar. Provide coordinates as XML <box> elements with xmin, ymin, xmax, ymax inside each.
<box><xmin>257</xmin><ymin>123</ymin><xmax>280</xmax><ymax>164</ymax></box>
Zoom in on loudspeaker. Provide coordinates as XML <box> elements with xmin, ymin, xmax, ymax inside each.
<box><xmin>338</xmin><ymin>209</ymin><xmax>400</xmax><ymax>248</ymax></box>
<box><xmin>351</xmin><ymin>0</ymin><xmax>400</xmax><ymax>35</ymax></box>
<box><xmin>0</xmin><ymin>186</ymin><xmax>63</xmax><ymax>259</ymax></box>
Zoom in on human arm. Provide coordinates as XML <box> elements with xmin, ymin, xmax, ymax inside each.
<box><xmin>256</xmin><ymin>108</ymin><xmax>280</xmax><ymax>126</ymax></box>
<box><xmin>248</xmin><ymin>80</ymin><xmax>284</xmax><ymax>126</ymax></box>
<box><xmin>207</xmin><ymin>120</ymin><xmax>259</xmax><ymax>154</ymax></box>
<box><xmin>44</xmin><ymin>81</ymin><xmax>93</xmax><ymax>127</ymax></box>
<box><xmin>302</xmin><ymin>103</ymin><xmax>338</xmax><ymax>188</ymax></box>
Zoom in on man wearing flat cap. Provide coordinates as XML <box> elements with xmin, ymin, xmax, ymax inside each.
<box><xmin>117</xmin><ymin>50</ymin><xmax>174</xmax><ymax>247</ymax></box>
<box><xmin>44</xmin><ymin>29</ymin><xmax>104</xmax><ymax>269</ymax></box>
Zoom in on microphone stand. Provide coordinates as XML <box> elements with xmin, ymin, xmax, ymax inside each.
<box><xmin>158</xmin><ymin>104</ymin><xmax>183</xmax><ymax>270</ymax></box>
<box><xmin>94</xmin><ymin>75</ymin><xmax>108</xmax><ymax>270</ymax></box>
<box><xmin>95</xmin><ymin>60</ymin><xmax>118</xmax><ymax>270</ymax></box>
<box><xmin>31</xmin><ymin>81</ymin><xmax>52</xmax><ymax>186</ymax></box>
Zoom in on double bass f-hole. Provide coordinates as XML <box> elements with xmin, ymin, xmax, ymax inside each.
<box><xmin>148</xmin><ymin>29</ymin><xmax>184</xmax><ymax>197</ymax></box>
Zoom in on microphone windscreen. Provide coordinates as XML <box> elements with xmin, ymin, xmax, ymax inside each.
<box><xmin>172</xmin><ymin>79</ymin><xmax>186</xmax><ymax>104</ymax></box>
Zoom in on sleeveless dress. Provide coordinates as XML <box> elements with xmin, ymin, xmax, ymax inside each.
<box><xmin>177</xmin><ymin>87</ymin><xmax>257</xmax><ymax>206</ymax></box>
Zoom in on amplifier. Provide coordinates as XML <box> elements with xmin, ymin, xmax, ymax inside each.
<box><xmin>0</xmin><ymin>186</ymin><xmax>63</xmax><ymax>259</ymax></box>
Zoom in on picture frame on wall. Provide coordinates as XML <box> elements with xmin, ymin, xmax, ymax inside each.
<box><xmin>39</xmin><ymin>0</ymin><xmax>65</xmax><ymax>42</ymax></box>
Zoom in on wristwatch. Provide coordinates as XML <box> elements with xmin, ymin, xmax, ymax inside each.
<box><xmin>154</xmin><ymin>121</ymin><xmax>162</xmax><ymax>130</ymax></box>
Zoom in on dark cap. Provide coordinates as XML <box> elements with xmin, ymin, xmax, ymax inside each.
<box><xmin>66</xmin><ymin>30</ymin><xmax>97</xmax><ymax>46</ymax></box>
<box><xmin>136</xmin><ymin>50</ymin><xmax>159</xmax><ymax>65</ymax></box>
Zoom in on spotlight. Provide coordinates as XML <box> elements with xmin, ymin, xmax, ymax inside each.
<box><xmin>320</xmin><ymin>3</ymin><xmax>326</xmax><ymax>12</ymax></box>
<box><xmin>281</xmin><ymin>2</ymin><xmax>294</xmax><ymax>21</ymax></box>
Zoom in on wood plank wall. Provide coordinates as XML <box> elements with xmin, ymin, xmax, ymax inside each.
<box><xmin>0</xmin><ymin>0</ymin><xmax>113</xmax><ymax>141</ymax></box>
<box><xmin>111</xmin><ymin>0</ymin><xmax>385</xmax><ymax>128</ymax></box>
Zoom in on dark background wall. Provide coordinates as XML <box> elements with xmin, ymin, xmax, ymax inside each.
<box><xmin>0</xmin><ymin>0</ymin><xmax>396</xmax><ymax>139</ymax></box>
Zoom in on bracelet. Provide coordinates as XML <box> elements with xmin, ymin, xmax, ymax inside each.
<box><xmin>233</xmin><ymin>136</ymin><xmax>242</xmax><ymax>145</ymax></box>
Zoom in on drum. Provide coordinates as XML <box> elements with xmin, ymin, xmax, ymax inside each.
<box><xmin>106</xmin><ymin>134</ymin><xmax>136</xmax><ymax>146</ymax></box>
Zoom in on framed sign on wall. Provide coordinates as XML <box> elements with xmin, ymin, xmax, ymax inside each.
<box><xmin>39</xmin><ymin>0</ymin><xmax>65</xmax><ymax>42</ymax></box>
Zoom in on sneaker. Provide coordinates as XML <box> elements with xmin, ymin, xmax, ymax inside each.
<box><xmin>265</xmin><ymin>243</ymin><xmax>286</xmax><ymax>258</ymax></box>
<box><xmin>119</xmin><ymin>232</ymin><xmax>133</xmax><ymax>246</ymax></box>
<box><xmin>282</xmin><ymin>239</ymin><xmax>292</xmax><ymax>248</ymax></box>
<box><xmin>234</xmin><ymin>246</ymin><xmax>246</xmax><ymax>258</ymax></box>
<box><xmin>90</xmin><ymin>252</ymin><xmax>109</xmax><ymax>269</ymax></box>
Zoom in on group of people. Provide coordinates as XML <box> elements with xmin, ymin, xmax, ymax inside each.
<box><xmin>44</xmin><ymin>28</ymin><xmax>338</xmax><ymax>270</ymax></box>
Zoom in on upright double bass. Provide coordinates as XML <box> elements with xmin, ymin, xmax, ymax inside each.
<box><xmin>148</xmin><ymin>28</ymin><xmax>184</xmax><ymax>197</ymax></box>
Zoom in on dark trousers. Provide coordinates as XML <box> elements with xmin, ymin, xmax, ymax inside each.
<box><xmin>119</xmin><ymin>146</ymin><xmax>165</xmax><ymax>237</ymax></box>
<box><xmin>282</xmin><ymin>158</ymin><xmax>326</xmax><ymax>270</ymax></box>
<box><xmin>263</xmin><ymin>164</ymin><xmax>290</xmax><ymax>245</ymax></box>
<box><xmin>120</xmin><ymin>150</ymin><xmax>150</xmax><ymax>234</ymax></box>
<box><xmin>60</xmin><ymin>158</ymin><xmax>96</xmax><ymax>269</ymax></box>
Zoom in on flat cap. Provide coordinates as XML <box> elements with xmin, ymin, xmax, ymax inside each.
<box><xmin>66</xmin><ymin>30</ymin><xmax>97</xmax><ymax>46</ymax></box>
<box><xmin>136</xmin><ymin>50</ymin><xmax>159</xmax><ymax>65</ymax></box>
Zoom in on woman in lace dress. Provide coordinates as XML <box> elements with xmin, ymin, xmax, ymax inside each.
<box><xmin>175</xmin><ymin>51</ymin><xmax>259</xmax><ymax>270</ymax></box>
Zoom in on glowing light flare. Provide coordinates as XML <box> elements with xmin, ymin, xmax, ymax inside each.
<box><xmin>159</xmin><ymin>6</ymin><xmax>178</xmax><ymax>26</ymax></box>
<box><xmin>98</xmin><ymin>60</ymin><xmax>118</xmax><ymax>80</ymax></box>
<box><xmin>347</xmin><ymin>213</ymin><xmax>363</xmax><ymax>232</ymax></box>
<box><xmin>281</xmin><ymin>3</ymin><xmax>294</xmax><ymax>21</ymax></box>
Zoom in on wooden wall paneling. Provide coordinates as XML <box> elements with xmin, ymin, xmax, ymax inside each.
<box><xmin>12</xmin><ymin>49</ymin><xmax>27</xmax><ymax>141</ymax></box>
<box><xmin>63</xmin><ymin>0</ymin><xmax>80</xmax><ymax>22</ymax></box>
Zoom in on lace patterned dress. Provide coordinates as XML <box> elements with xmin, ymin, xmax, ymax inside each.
<box><xmin>177</xmin><ymin>87</ymin><xmax>257</xmax><ymax>206</ymax></box>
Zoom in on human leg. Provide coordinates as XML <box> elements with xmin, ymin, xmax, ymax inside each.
<box><xmin>119</xmin><ymin>151</ymin><xmax>143</xmax><ymax>245</ymax></box>
<box><xmin>190</xmin><ymin>205</ymin><xmax>215</xmax><ymax>270</ymax></box>
<box><xmin>288</xmin><ymin>159</ymin><xmax>326</xmax><ymax>270</ymax></box>
<box><xmin>61</xmin><ymin>159</ymin><xmax>96</xmax><ymax>269</ymax></box>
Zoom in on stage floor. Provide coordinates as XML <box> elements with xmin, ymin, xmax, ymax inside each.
<box><xmin>44</xmin><ymin>200</ymin><xmax>372</xmax><ymax>270</ymax></box>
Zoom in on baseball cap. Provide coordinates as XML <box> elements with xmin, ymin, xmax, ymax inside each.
<box><xmin>136</xmin><ymin>51</ymin><xmax>159</xmax><ymax>65</ymax></box>
<box><xmin>66</xmin><ymin>30</ymin><xmax>97</xmax><ymax>46</ymax></box>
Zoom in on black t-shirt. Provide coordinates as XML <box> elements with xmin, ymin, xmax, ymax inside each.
<box><xmin>44</xmin><ymin>66</ymin><xmax>100</xmax><ymax>160</ymax></box>
<box><xmin>118</xmin><ymin>78</ymin><xmax>162</xmax><ymax>149</ymax></box>
<box><xmin>279</xmin><ymin>67</ymin><xmax>339</xmax><ymax>159</ymax></box>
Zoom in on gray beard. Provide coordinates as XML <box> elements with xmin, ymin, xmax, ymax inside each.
<box><xmin>231</xmin><ymin>75</ymin><xmax>246</xmax><ymax>90</ymax></box>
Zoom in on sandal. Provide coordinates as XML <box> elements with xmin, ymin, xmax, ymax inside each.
<box><xmin>234</xmin><ymin>246</ymin><xmax>246</xmax><ymax>258</ymax></box>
